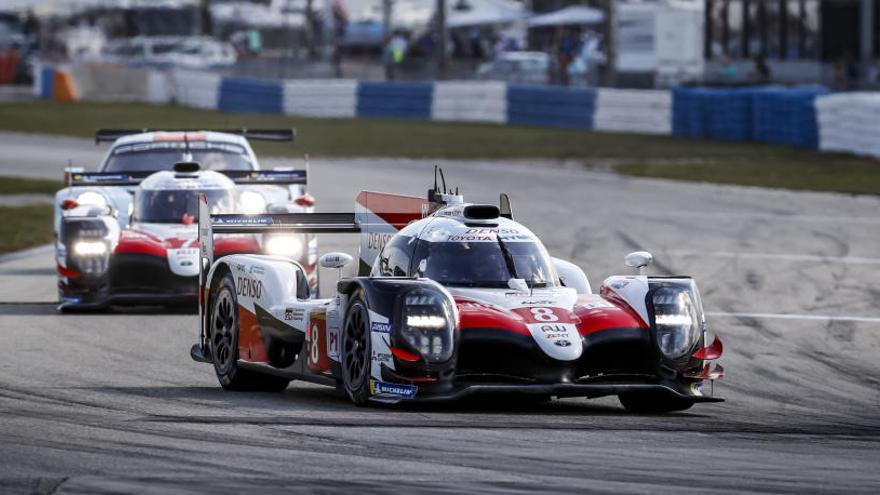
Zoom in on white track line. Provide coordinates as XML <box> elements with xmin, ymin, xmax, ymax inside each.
<box><xmin>668</xmin><ymin>250</ymin><xmax>880</xmax><ymax>265</ymax></box>
<box><xmin>706</xmin><ymin>311</ymin><xmax>880</xmax><ymax>324</ymax></box>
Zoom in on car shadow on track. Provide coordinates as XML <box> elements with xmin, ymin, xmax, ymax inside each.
<box><xmin>87</xmin><ymin>384</ymin><xmax>711</xmax><ymax>421</ymax></box>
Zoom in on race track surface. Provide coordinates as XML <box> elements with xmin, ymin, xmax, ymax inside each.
<box><xmin>1</xmin><ymin>133</ymin><xmax>879</xmax><ymax>493</ymax></box>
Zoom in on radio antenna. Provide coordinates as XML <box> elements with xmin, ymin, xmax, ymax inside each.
<box><xmin>439</xmin><ymin>168</ymin><xmax>447</xmax><ymax>194</ymax></box>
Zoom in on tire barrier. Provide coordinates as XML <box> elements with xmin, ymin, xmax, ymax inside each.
<box><xmin>219</xmin><ymin>77</ymin><xmax>283</xmax><ymax>114</ymax></box>
<box><xmin>283</xmin><ymin>79</ymin><xmax>357</xmax><ymax>118</ymax></box>
<box><xmin>432</xmin><ymin>81</ymin><xmax>507</xmax><ymax>124</ymax></box>
<box><xmin>751</xmin><ymin>86</ymin><xmax>827</xmax><ymax>148</ymax></box>
<box><xmin>170</xmin><ymin>70</ymin><xmax>220</xmax><ymax>110</ymax></box>
<box><xmin>35</xmin><ymin>63</ymin><xmax>864</xmax><ymax>158</ymax></box>
<box><xmin>595</xmin><ymin>88</ymin><xmax>671</xmax><ymax>135</ymax></box>
<box><xmin>816</xmin><ymin>93</ymin><xmax>880</xmax><ymax>157</ymax></box>
<box><xmin>68</xmin><ymin>65</ymin><xmax>149</xmax><ymax>102</ymax></box>
<box><xmin>507</xmin><ymin>85</ymin><xmax>596</xmax><ymax>129</ymax></box>
<box><xmin>356</xmin><ymin>81</ymin><xmax>434</xmax><ymax>119</ymax></box>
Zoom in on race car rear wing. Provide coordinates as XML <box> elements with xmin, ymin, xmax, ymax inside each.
<box><xmin>65</xmin><ymin>169</ymin><xmax>308</xmax><ymax>187</ymax></box>
<box><xmin>95</xmin><ymin>128</ymin><xmax>296</xmax><ymax>144</ymax></box>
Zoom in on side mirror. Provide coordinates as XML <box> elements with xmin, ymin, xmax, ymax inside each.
<box><xmin>624</xmin><ymin>251</ymin><xmax>653</xmax><ymax>275</ymax></box>
<box><xmin>319</xmin><ymin>252</ymin><xmax>353</xmax><ymax>270</ymax></box>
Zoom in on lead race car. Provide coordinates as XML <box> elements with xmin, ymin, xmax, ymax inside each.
<box><xmin>190</xmin><ymin>171</ymin><xmax>724</xmax><ymax>412</ymax></box>
<box><xmin>56</xmin><ymin>129</ymin><xmax>319</xmax><ymax>310</ymax></box>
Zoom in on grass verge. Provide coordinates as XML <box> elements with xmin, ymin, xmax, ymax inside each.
<box><xmin>1</xmin><ymin>101</ymin><xmax>879</xmax><ymax>194</ymax></box>
<box><xmin>0</xmin><ymin>176</ymin><xmax>64</xmax><ymax>195</ymax></box>
<box><xmin>0</xmin><ymin>205</ymin><xmax>53</xmax><ymax>255</ymax></box>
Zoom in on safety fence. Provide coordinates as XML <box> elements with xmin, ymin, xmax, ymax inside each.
<box><xmin>33</xmin><ymin>63</ymin><xmax>880</xmax><ymax>160</ymax></box>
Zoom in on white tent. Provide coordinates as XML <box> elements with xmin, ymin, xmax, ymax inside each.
<box><xmin>448</xmin><ymin>0</ymin><xmax>529</xmax><ymax>29</ymax></box>
<box><xmin>526</xmin><ymin>5</ymin><xmax>604</xmax><ymax>28</ymax></box>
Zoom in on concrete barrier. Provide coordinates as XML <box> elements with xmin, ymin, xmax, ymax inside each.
<box><xmin>283</xmin><ymin>79</ymin><xmax>357</xmax><ymax>118</ymax></box>
<box><xmin>507</xmin><ymin>85</ymin><xmax>596</xmax><ymax>129</ymax></box>
<box><xmin>357</xmin><ymin>81</ymin><xmax>434</xmax><ymax>119</ymax></box>
<box><xmin>432</xmin><ymin>81</ymin><xmax>507</xmax><ymax>124</ymax></box>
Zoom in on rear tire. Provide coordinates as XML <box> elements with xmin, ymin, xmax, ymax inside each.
<box><xmin>209</xmin><ymin>272</ymin><xmax>290</xmax><ymax>392</ymax></box>
<box><xmin>340</xmin><ymin>292</ymin><xmax>372</xmax><ymax>405</ymax></box>
<box><xmin>618</xmin><ymin>391</ymin><xmax>694</xmax><ymax>414</ymax></box>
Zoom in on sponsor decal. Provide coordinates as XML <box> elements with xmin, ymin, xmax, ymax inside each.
<box><xmin>284</xmin><ymin>308</ymin><xmax>305</xmax><ymax>321</ymax></box>
<box><xmin>62</xmin><ymin>295</ymin><xmax>82</xmax><ymax>304</ymax></box>
<box><xmin>611</xmin><ymin>280</ymin><xmax>630</xmax><ymax>290</ymax></box>
<box><xmin>236</xmin><ymin>276</ymin><xmax>263</xmax><ymax>299</ymax></box>
<box><xmin>327</xmin><ymin>327</ymin><xmax>340</xmax><ymax>359</ymax></box>
<box><xmin>215</xmin><ymin>216</ymin><xmax>274</xmax><ymax>225</ymax></box>
<box><xmin>371</xmin><ymin>350</ymin><xmax>393</xmax><ymax>364</ymax></box>
<box><xmin>554</xmin><ymin>339</ymin><xmax>572</xmax><ymax>347</ymax></box>
<box><xmin>248</xmin><ymin>264</ymin><xmax>266</xmax><ymax>275</ymax></box>
<box><xmin>369</xmin><ymin>379</ymin><xmax>417</xmax><ymax>399</ymax></box>
<box><xmin>370</xmin><ymin>322</ymin><xmax>392</xmax><ymax>334</ymax></box>
<box><xmin>366</xmin><ymin>232</ymin><xmax>393</xmax><ymax>252</ymax></box>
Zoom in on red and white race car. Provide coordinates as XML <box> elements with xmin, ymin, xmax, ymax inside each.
<box><xmin>190</xmin><ymin>170</ymin><xmax>725</xmax><ymax>412</ymax></box>
<box><xmin>56</xmin><ymin>129</ymin><xmax>317</xmax><ymax>310</ymax></box>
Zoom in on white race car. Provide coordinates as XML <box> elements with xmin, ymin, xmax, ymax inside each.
<box><xmin>56</xmin><ymin>129</ymin><xmax>318</xmax><ymax>309</ymax></box>
<box><xmin>190</xmin><ymin>169</ymin><xmax>724</xmax><ymax>412</ymax></box>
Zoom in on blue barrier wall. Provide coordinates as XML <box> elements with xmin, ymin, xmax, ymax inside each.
<box><xmin>507</xmin><ymin>85</ymin><xmax>596</xmax><ymax>129</ymax></box>
<box><xmin>673</xmin><ymin>86</ymin><xmax>826</xmax><ymax>148</ymax></box>
<box><xmin>356</xmin><ymin>81</ymin><xmax>434</xmax><ymax>119</ymax></box>
<box><xmin>219</xmin><ymin>78</ymin><xmax>283</xmax><ymax>114</ymax></box>
<box><xmin>751</xmin><ymin>86</ymin><xmax>827</xmax><ymax>148</ymax></box>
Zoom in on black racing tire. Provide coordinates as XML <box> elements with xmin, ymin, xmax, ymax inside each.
<box><xmin>208</xmin><ymin>272</ymin><xmax>290</xmax><ymax>392</ymax></box>
<box><xmin>618</xmin><ymin>391</ymin><xmax>694</xmax><ymax>414</ymax></box>
<box><xmin>340</xmin><ymin>291</ymin><xmax>372</xmax><ymax>406</ymax></box>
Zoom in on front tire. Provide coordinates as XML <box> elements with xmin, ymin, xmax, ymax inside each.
<box><xmin>340</xmin><ymin>292</ymin><xmax>372</xmax><ymax>405</ymax></box>
<box><xmin>209</xmin><ymin>272</ymin><xmax>290</xmax><ymax>392</ymax></box>
<box><xmin>618</xmin><ymin>391</ymin><xmax>694</xmax><ymax>413</ymax></box>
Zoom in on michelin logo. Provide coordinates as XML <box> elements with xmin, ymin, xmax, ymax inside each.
<box><xmin>370</xmin><ymin>380</ymin><xmax>417</xmax><ymax>399</ymax></box>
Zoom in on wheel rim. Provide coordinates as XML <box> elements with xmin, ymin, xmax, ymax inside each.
<box><xmin>211</xmin><ymin>288</ymin><xmax>236</xmax><ymax>376</ymax></box>
<box><xmin>343</xmin><ymin>303</ymin><xmax>369</xmax><ymax>390</ymax></box>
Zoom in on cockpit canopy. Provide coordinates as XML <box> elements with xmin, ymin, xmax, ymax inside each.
<box><xmin>371</xmin><ymin>214</ymin><xmax>560</xmax><ymax>289</ymax></box>
<box><xmin>133</xmin><ymin>171</ymin><xmax>236</xmax><ymax>224</ymax></box>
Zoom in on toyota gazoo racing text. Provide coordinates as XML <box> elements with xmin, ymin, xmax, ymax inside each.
<box><xmin>56</xmin><ymin>129</ymin><xmax>319</xmax><ymax>309</ymax></box>
<box><xmin>190</xmin><ymin>171</ymin><xmax>724</xmax><ymax>412</ymax></box>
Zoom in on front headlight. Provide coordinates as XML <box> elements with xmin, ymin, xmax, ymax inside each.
<box><xmin>399</xmin><ymin>288</ymin><xmax>455</xmax><ymax>363</ymax></box>
<box><xmin>651</xmin><ymin>286</ymin><xmax>701</xmax><ymax>358</ymax></box>
<box><xmin>76</xmin><ymin>191</ymin><xmax>107</xmax><ymax>208</ymax></box>
<box><xmin>264</xmin><ymin>234</ymin><xmax>304</xmax><ymax>259</ymax></box>
<box><xmin>73</xmin><ymin>240</ymin><xmax>107</xmax><ymax>256</ymax></box>
<box><xmin>240</xmin><ymin>190</ymin><xmax>267</xmax><ymax>214</ymax></box>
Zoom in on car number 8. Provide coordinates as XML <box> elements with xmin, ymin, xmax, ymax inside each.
<box><xmin>310</xmin><ymin>324</ymin><xmax>320</xmax><ymax>363</ymax></box>
<box><xmin>530</xmin><ymin>307</ymin><xmax>558</xmax><ymax>322</ymax></box>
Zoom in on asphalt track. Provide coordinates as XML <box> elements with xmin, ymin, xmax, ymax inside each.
<box><xmin>0</xmin><ymin>132</ymin><xmax>879</xmax><ymax>494</ymax></box>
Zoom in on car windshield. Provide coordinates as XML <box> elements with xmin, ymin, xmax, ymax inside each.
<box><xmin>413</xmin><ymin>239</ymin><xmax>558</xmax><ymax>288</ymax></box>
<box><xmin>103</xmin><ymin>142</ymin><xmax>254</xmax><ymax>172</ymax></box>
<box><xmin>133</xmin><ymin>188</ymin><xmax>234</xmax><ymax>224</ymax></box>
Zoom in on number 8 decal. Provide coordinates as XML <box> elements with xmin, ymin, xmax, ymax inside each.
<box><xmin>310</xmin><ymin>324</ymin><xmax>320</xmax><ymax>364</ymax></box>
<box><xmin>530</xmin><ymin>307</ymin><xmax>558</xmax><ymax>322</ymax></box>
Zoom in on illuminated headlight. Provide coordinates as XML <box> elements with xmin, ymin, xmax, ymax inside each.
<box><xmin>73</xmin><ymin>240</ymin><xmax>107</xmax><ymax>256</ymax></box>
<box><xmin>76</xmin><ymin>191</ymin><xmax>107</xmax><ymax>208</ymax></box>
<box><xmin>651</xmin><ymin>286</ymin><xmax>701</xmax><ymax>358</ymax></box>
<box><xmin>240</xmin><ymin>190</ymin><xmax>266</xmax><ymax>215</ymax></box>
<box><xmin>264</xmin><ymin>234</ymin><xmax>304</xmax><ymax>259</ymax></box>
<box><xmin>399</xmin><ymin>288</ymin><xmax>455</xmax><ymax>363</ymax></box>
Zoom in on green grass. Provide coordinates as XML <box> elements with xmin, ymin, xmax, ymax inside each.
<box><xmin>616</xmin><ymin>159</ymin><xmax>880</xmax><ymax>195</ymax></box>
<box><xmin>0</xmin><ymin>176</ymin><xmax>64</xmax><ymax>195</ymax></box>
<box><xmin>0</xmin><ymin>205</ymin><xmax>53</xmax><ymax>255</ymax></box>
<box><xmin>1</xmin><ymin>100</ymin><xmax>879</xmax><ymax>194</ymax></box>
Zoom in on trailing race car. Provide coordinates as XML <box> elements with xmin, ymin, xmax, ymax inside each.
<box><xmin>55</xmin><ymin>129</ymin><xmax>319</xmax><ymax>309</ymax></box>
<box><xmin>57</xmin><ymin>161</ymin><xmax>316</xmax><ymax>310</ymax></box>
<box><xmin>190</xmin><ymin>170</ymin><xmax>724</xmax><ymax>412</ymax></box>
